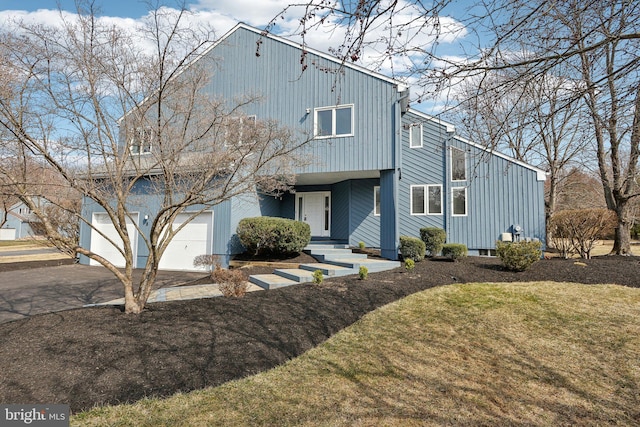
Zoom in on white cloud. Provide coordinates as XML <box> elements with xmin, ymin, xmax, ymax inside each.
<box><xmin>0</xmin><ymin>1</ymin><xmax>469</xmax><ymax>114</ymax></box>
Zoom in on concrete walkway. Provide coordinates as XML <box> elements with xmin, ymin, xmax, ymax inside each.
<box><xmin>92</xmin><ymin>282</ymin><xmax>265</xmax><ymax>306</ymax></box>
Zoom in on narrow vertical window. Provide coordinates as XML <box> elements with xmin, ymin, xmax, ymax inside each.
<box><xmin>316</xmin><ymin>109</ymin><xmax>333</xmax><ymax>136</ymax></box>
<box><xmin>452</xmin><ymin>187</ymin><xmax>467</xmax><ymax>216</ymax></box>
<box><xmin>411</xmin><ymin>185</ymin><xmax>426</xmax><ymax>215</ymax></box>
<box><xmin>451</xmin><ymin>147</ymin><xmax>466</xmax><ymax>181</ymax></box>
<box><xmin>130</xmin><ymin>127</ymin><xmax>153</xmax><ymax>154</ymax></box>
<box><xmin>324</xmin><ymin>196</ymin><xmax>330</xmax><ymax>231</ymax></box>
<box><xmin>410</xmin><ymin>123</ymin><xmax>423</xmax><ymax>148</ymax></box>
<box><xmin>428</xmin><ymin>185</ymin><xmax>442</xmax><ymax>214</ymax></box>
<box><xmin>374</xmin><ymin>186</ymin><xmax>380</xmax><ymax>216</ymax></box>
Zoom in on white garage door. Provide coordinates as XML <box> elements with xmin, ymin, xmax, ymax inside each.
<box><xmin>159</xmin><ymin>212</ymin><xmax>213</xmax><ymax>271</ymax></box>
<box><xmin>90</xmin><ymin>213</ymin><xmax>139</xmax><ymax>268</ymax></box>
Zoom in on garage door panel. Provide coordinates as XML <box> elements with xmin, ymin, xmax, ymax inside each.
<box><xmin>90</xmin><ymin>213</ymin><xmax>138</xmax><ymax>268</ymax></box>
<box><xmin>159</xmin><ymin>212</ymin><xmax>213</xmax><ymax>271</ymax></box>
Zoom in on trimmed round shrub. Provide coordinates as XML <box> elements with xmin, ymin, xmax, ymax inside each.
<box><xmin>495</xmin><ymin>240</ymin><xmax>542</xmax><ymax>271</ymax></box>
<box><xmin>404</xmin><ymin>258</ymin><xmax>415</xmax><ymax>272</ymax></box>
<box><xmin>442</xmin><ymin>243</ymin><xmax>468</xmax><ymax>261</ymax></box>
<box><xmin>237</xmin><ymin>217</ymin><xmax>311</xmax><ymax>256</ymax></box>
<box><xmin>420</xmin><ymin>227</ymin><xmax>447</xmax><ymax>256</ymax></box>
<box><xmin>399</xmin><ymin>235</ymin><xmax>426</xmax><ymax>262</ymax></box>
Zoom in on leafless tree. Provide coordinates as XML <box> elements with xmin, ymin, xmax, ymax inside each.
<box><xmin>0</xmin><ymin>2</ymin><xmax>310</xmax><ymax>314</ymax></box>
<box><xmin>452</xmin><ymin>68</ymin><xmax>591</xmax><ymax>244</ymax></box>
<box><xmin>277</xmin><ymin>0</ymin><xmax>640</xmax><ymax>254</ymax></box>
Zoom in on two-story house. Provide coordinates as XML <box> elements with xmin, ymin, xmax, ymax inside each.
<box><xmin>78</xmin><ymin>23</ymin><xmax>546</xmax><ymax>270</ymax></box>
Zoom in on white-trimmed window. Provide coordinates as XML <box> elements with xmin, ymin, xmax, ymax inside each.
<box><xmin>130</xmin><ymin>127</ymin><xmax>153</xmax><ymax>154</ymax></box>
<box><xmin>452</xmin><ymin>187</ymin><xmax>467</xmax><ymax>216</ymax></box>
<box><xmin>226</xmin><ymin>115</ymin><xmax>257</xmax><ymax>146</ymax></box>
<box><xmin>411</xmin><ymin>184</ymin><xmax>443</xmax><ymax>215</ymax></box>
<box><xmin>315</xmin><ymin>104</ymin><xmax>354</xmax><ymax>137</ymax></box>
<box><xmin>374</xmin><ymin>186</ymin><xmax>381</xmax><ymax>216</ymax></box>
<box><xmin>427</xmin><ymin>185</ymin><xmax>442</xmax><ymax>214</ymax></box>
<box><xmin>451</xmin><ymin>147</ymin><xmax>466</xmax><ymax>181</ymax></box>
<box><xmin>410</xmin><ymin>123</ymin><xmax>423</xmax><ymax>148</ymax></box>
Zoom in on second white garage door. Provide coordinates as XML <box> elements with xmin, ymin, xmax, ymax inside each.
<box><xmin>90</xmin><ymin>213</ymin><xmax>139</xmax><ymax>268</ymax></box>
<box><xmin>158</xmin><ymin>212</ymin><xmax>214</xmax><ymax>271</ymax></box>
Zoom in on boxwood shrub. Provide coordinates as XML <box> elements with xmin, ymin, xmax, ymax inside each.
<box><xmin>495</xmin><ymin>240</ymin><xmax>542</xmax><ymax>271</ymax></box>
<box><xmin>441</xmin><ymin>243</ymin><xmax>468</xmax><ymax>261</ymax></box>
<box><xmin>420</xmin><ymin>227</ymin><xmax>447</xmax><ymax>256</ymax></box>
<box><xmin>237</xmin><ymin>217</ymin><xmax>311</xmax><ymax>256</ymax></box>
<box><xmin>399</xmin><ymin>235</ymin><xmax>426</xmax><ymax>262</ymax></box>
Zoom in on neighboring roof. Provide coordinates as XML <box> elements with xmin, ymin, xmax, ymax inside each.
<box><xmin>408</xmin><ymin>108</ymin><xmax>547</xmax><ymax>182</ymax></box>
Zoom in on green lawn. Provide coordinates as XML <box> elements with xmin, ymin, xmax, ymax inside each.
<box><xmin>73</xmin><ymin>282</ymin><xmax>640</xmax><ymax>426</ymax></box>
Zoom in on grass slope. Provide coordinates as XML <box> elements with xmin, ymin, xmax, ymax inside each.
<box><xmin>74</xmin><ymin>282</ymin><xmax>640</xmax><ymax>426</ymax></box>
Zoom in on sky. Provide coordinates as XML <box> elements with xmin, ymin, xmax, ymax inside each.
<box><xmin>0</xmin><ymin>0</ymin><xmax>474</xmax><ymax>113</ymax></box>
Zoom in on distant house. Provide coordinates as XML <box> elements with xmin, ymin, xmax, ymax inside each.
<box><xmin>78</xmin><ymin>23</ymin><xmax>546</xmax><ymax>270</ymax></box>
<box><xmin>0</xmin><ymin>200</ymin><xmax>43</xmax><ymax>240</ymax></box>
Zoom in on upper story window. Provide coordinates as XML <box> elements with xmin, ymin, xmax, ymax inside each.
<box><xmin>410</xmin><ymin>123</ymin><xmax>423</xmax><ymax>148</ymax></box>
<box><xmin>451</xmin><ymin>147</ymin><xmax>466</xmax><ymax>181</ymax></box>
<box><xmin>315</xmin><ymin>104</ymin><xmax>354</xmax><ymax>138</ymax></box>
<box><xmin>130</xmin><ymin>127</ymin><xmax>153</xmax><ymax>155</ymax></box>
<box><xmin>226</xmin><ymin>115</ymin><xmax>257</xmax><ymax>146</ymax></box>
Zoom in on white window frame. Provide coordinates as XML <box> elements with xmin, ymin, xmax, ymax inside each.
<box><xmin>314</xmin><ymin>104</ymin><xmax>354</xmax><ymax>138</ymax></box>
<box><xmin>427</xmin><ymin>184</ymin><xmax>443</xmax><ymax>215</ymax></box>
<box><xmin>410</xmin><ymin>184</ymin><xmax>443</xmax><ymax>216</ymax></box>
<box><xmin>451</xmin><ymin>147</ymin><xmax>467</xmax><ymax>181</ymax></box>
<box><xmin>129</xmin><ymin>127</ymin><xmax>153</xmax><ymax>155</ymax></box>
<box><xmin>226</xmin><ymin>114</ymin><xmax>257</xmax><ymax>146</ymax></box>
<box><xmin>409</xmin><ymin>123</ymin><xmax>423</xmax><ymax>148</ymax></box>
<box><xmin>410</xmin><ymin>185</ymin><xmax>426</xmax><ymax>215</ymax></box>
<box><xmin>452</xmin><ymin>187</ymin><xmax>468</xmax><ymax>217</ymax></box>
<box><xmin>374</xmin><ymin>186</ymin><xmax>380</xmax><ymax>216</ymax></box>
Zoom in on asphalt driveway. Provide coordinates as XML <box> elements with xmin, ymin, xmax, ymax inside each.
<box><xmin>0</xmin><ymin>264</ymin><xmax>205</xmax><ymax>324</ymax></box>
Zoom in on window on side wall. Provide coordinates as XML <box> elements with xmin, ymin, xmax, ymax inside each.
<box><xmin>130</xmin><ymin>127</ymin><xmax>153</xmax><ymax>154</ymax></box>
<box><xmin>451</xmin><ymin>147</ymin><xmax>466</xmax><ymax>181</ymax></box>
<box><xmin>315</xmin><ymin>104</ymin><xmax>354</xmax><ymax>138</ymax></box>
<box><xmin>374</xmin><ymin>186</ymin><xmax>380</xmax><ymax>216</ymax></box>
<box><xmin>428</xmin><ymin>185</ymin><xmax>442</xmax><ymax>214</ymax></box>
<box><xmin>411</xmin><ymin>185</ymin><xmax>443</xmax><ymax>215</ymax></box>
<box><xmin>226</xmin><ymin>115</ymin><xmax>257</xmax><ymax>146</ymax></box>
<box><xmin>452</xmin><ymin>187</ymin><xmax>467</xmax><ymax>216</ymax></box>
<box><xmin>410</xmin><ymin>123</ymin><xmax>423</xmax><ymax>148</ymax></box>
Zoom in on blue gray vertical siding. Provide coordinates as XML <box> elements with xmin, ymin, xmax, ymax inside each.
<box><xmin>201</xmin><ymin>26</ymin><xmax>403</xmax><ymax>174</ymax></box>
<box><xmin>398</xmin><ymin>112</ymin><xmax>449</xmax><ymax>239</ymax></box>
<box><xmin>331</xmin><ymin>181</ymin><xmax>351</xmax><ymax>240</ymax></box>
<box><xmin>80</xmin><ymin>24</ymin><xmax>547</xmax><ymax>267</ymax></box>
<box><xmin>445</xmin><ymin>137</ymin><xmax>546</xmax><ymax>252</ymax></box>
<box><xmin>380</xmin><ymin>169</ymin><xmax>399</xmax><ymax>259</ymax></box>
<box><xmin>396</xmin><ymin>110</ymin><xmax>546</xmax><ymax>254</ymax></box>
<box><xmin>348</xmin><ymin>179</ymin><xmax>381</xmax><ymax>247</ymax></box>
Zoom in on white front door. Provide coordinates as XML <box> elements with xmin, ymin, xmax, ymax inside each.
<box><xmin>296</xmin><ymin>192</ymin><xmax>331</xmax><ymax>237</ymax></box>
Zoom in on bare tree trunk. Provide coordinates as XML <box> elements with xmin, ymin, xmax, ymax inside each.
<box><xmin>612</xmin><ymin>205</ymin><xmax>632</xmax><ymax>255</ymax></box>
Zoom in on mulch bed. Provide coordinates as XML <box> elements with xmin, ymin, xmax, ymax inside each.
<box><xmin>1</xmin><ymin>254</ymin><xmax>639</xmax><ymax>413</ymax></box>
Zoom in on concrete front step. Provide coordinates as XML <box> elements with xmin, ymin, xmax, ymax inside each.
<box><xmin>273</xmin><ymin>268</ymin><xmax>318</xmax><ymax>283</ymax></box>
<box><xmin>311</xmin><ymin>251</ymin><xmax>369</xmax><ymax>261</ymax></box>
<box><xmin>249</xmin><ymin>274</ymin><xmax>299</xmax><ymax>290</ymax></box>
<box><xmin>249</xmin><ymin>243</ymin><xmax>401</xmax><ymax>290</ymax></box>
<box><xmin>322</xmin><ymin>257</ymin><xmax>401</xmax><ymax>272</ymax></box>
<box><xmin>299</xmin><ymin>262</ymin><xmax>356</xmax><ymax>277</ymax></box>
